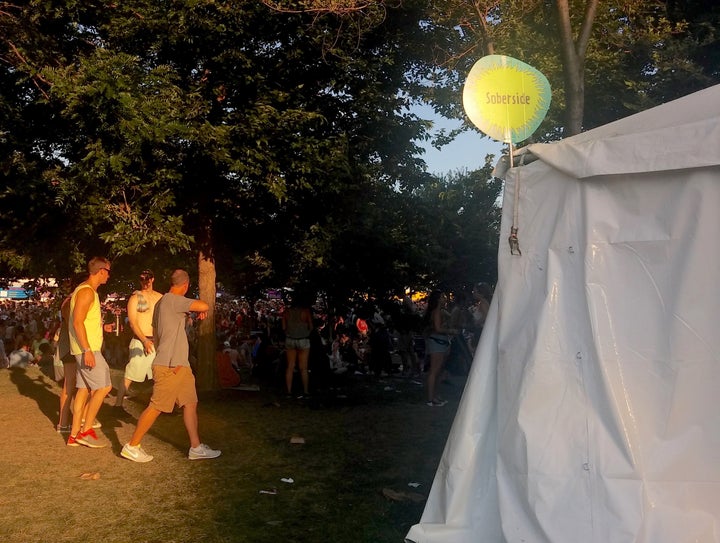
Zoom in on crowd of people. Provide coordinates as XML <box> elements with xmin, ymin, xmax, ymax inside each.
<box><xmin>0</xmin><ymin>299</ymin><xmax>58</xmax><ymax>370</ymax></box>
<box><xmin>0</xmin><ymin>260</ymin><xmax>494</xmax><ymax>462</ymax></box>
<box><xmin>211</xmin><ymin>283</ymin><xmax>494</xmax><ymax>407</ymax></box>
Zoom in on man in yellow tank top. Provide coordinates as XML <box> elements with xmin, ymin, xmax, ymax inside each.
<box><xmin>67</xmin><ymin>257</ymin><xmax>113</xmax><ymax>448</ymax></box>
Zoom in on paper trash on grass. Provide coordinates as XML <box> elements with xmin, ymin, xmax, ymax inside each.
<box><xmin>259</xmin><ymin>488</ymin><xmax>277</xmax><ymax>495</ymax></box>
<box><xmin>382</xmin><ymin>488</ymin><xmax>425</xmax><ymax>503</ymax></box>
<box><xmin>289</xmin><ymin>435</ymin><xmax>305</xmax><ymax>444</ymax></box>
<box><xmin>280</xmin><ymin>477</ymin><xmax>294</xmax><ymax>484</ymax></box>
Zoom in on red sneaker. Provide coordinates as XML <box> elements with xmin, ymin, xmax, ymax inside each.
<box><xmin>76</xmin><ymin>428</ymin><xmax>106</xmax><ymax>448</ymax></box>
<box><xmin>67</xmin><ymin>434</ymin><xmax>80</xmax><ymax>447</ymax></box>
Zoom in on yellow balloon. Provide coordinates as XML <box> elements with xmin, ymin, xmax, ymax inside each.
<box><xmin>463</xmin><ymin>55</ymin><xmax>551</xmax><ymax>144</ymax></box>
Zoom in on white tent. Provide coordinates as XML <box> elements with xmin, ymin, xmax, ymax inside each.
<box><xmin>407</xmin><ymin>84</ymin><xmax>720</xmax><ymax>543</ymax></box>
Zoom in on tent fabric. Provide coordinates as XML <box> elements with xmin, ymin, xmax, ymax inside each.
<box><xmin>527</xmin><ymin>117</ymin><xmax>720</xmax><ymax>178</ymax></box>
<box><xmin>407</xmin><ymin>84</ymin><xmax>720</xmax><ymax>543</ymax></box>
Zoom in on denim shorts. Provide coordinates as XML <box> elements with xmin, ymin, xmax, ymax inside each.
<box><xmin>285</xmin><ymin>337</ymin><xmax>311</xmax><ymax>350</ymax></box>
<box><xmin>426</xmin><ymin>334</ymin><xmax>451</xmax><ymax>355</ymax></box>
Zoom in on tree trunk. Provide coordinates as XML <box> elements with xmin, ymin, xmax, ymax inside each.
<box><xmin>196</xmin><ymin>231</ymin><xmax>218</xmax><ymax>391</ymax></box>
<box><xmin>555</xmin><ymin>0</ymin><xmax>599</xmax><ymax>137</ymax></box>
<box><xmin>563</xmin><ymin>59</ymin><xmax>585</xmax><ymax>137</ymax></box>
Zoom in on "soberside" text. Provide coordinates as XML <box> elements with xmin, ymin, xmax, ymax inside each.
<box><xmin>486</xmin><ymin>92</ymin><xmax>531</xmax><ymax>105</ymax></box>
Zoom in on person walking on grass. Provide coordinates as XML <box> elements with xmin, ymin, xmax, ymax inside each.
<box><xmin>67</xmin><ymin>257</ymin><xmax>113</xmax><ymax>448</ymax></box>
<box><xmin>122</xmin><ymin>269</ymin><xmax>221</xmax><ymax>463</ymax></box>
<box><xmin>114</xmin><ymin>270</ymin><xmax>162</xmax><ymax>409</ymax></box>
<box><xmin>55</xmin><ymin>274</ymin><xmax>89</xmax><ymax>434</ymax></box>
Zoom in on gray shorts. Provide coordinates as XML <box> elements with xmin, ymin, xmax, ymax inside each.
<box><xmin>75</xmin><ymin>350</ymin><xmax>112</xmax><ymax>390</ymax></box>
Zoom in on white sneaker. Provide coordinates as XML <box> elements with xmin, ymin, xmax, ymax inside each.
<box><xmin>121</xmin><ymin>443</ymin><xmax>154</xmax><ymax>463</ymax></box>
<box><xmin>188</xmin><ymin>443</ymin><xmax>221</xmax><ymax>460</ymax></box>
<box><xmin>81</xmin><ymin>418</ymin><xmax>102</xmax><ymax>429</ymax></box>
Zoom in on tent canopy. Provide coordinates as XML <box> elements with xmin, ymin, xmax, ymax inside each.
<box><xmin>407</xmin><ymin>84</ymin><xmax>720</xmax><ymax>543</ymax></box>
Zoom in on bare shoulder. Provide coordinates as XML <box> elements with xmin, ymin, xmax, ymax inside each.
<box><xmin>75</xmin><ymin>285</ymin><xmax>95</xmax><ymax>302</ymax></box>
<box><xmin>73</xmin><ymin>285</ymin><xmax>95</xmax><ymax>316</ymax></box>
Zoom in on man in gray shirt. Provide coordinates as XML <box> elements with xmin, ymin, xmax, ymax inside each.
<box><xmin>121</xmin><ymin>269</ymin><xmax>221</xmax><ymax>463</ymax></box>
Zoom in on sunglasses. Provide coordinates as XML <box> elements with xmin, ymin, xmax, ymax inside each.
<box><xmin>100</xmin><ymin>267</ymin><xmax>111</xmax><ymax>275</ymax></box>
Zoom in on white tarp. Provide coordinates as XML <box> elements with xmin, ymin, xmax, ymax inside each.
<box><xmin>407</xmin><ymin>84</ymin><xmax>720</xmax><ymax>543</ymax></box>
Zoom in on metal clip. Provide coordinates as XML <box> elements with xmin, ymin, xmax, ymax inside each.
<box><xmin>509</xmin><ymin>227</ymin><xmax>521</xmax><ymax>256</ymax></box>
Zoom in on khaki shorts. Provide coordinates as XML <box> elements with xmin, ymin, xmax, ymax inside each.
<box><xmin>149</xmin><ymin>366</ymin><xmax>198</xmax><ymax>413</ymax></box>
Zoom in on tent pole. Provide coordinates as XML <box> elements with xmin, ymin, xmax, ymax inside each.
<box><xmin>508</xmin><ymin>142</ymin><xmax>521</xmax><ymax>255</ymax></box>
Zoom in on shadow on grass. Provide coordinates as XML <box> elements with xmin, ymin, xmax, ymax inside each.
<box><xmin>9</xmin><ymin>366</ymin><xmax>58</xmax><ymax>428</ymax></box>
<box><xmin>8</xmin><ymin>365</ymin><xmax>147</xmax><ymax>452</ymax></box>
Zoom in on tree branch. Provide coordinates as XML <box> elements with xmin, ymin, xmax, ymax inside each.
<box><xmin>471</xmin><ymin>1</ymin><xmax>500</xmax><ymax>55</ymax></box>
<box><xmin>259</xmin><ymin>0</ymin><xmax>388</xmax><ymax>15</ymax></box>
<box><xmin>576</xmin><ymin>0</ymin><xmax>599</xmax><ymax>58</ymax></box>
<box><xmin>6</xmin><ymin>41</ymin><xmax>51</xmax><ymax>99</ymax></box>
<box><xmin>555</xmin><ymin>0</ymin><xmax>576</xmax><ymax>66</ymax></box>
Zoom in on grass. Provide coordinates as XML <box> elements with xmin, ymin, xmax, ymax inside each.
<box><xmin>0</xmin><ymin>365</ymin><xmax>464</xmax><ymax>543</ymax></box>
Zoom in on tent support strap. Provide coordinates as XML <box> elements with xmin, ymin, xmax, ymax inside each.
<box><xmin>508</xmin><ymin>142</ymin><xmax>522</xmax><ymax>256</ymax></box>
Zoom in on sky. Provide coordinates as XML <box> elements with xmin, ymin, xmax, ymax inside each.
<box><xmin>413</xmin><ymin>103</ymin><xmax>506</xmax><ymax>176</ymax></box>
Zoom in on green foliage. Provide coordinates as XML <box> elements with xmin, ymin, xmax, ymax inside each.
<box><xmin>406</xmin><ymin>158</ymin><xmax>502</xmax><ymax>292</ymax></box>
<box><xmin>43</xmin><ymin>48</ymin><xmax>219</xmax><ymax>256</ymax></box>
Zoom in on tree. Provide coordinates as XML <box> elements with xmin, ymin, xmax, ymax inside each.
<box><xmin>0</xmin><ymin>0</ymin><xmax>444</xmax><ymax>389</ymax></box>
